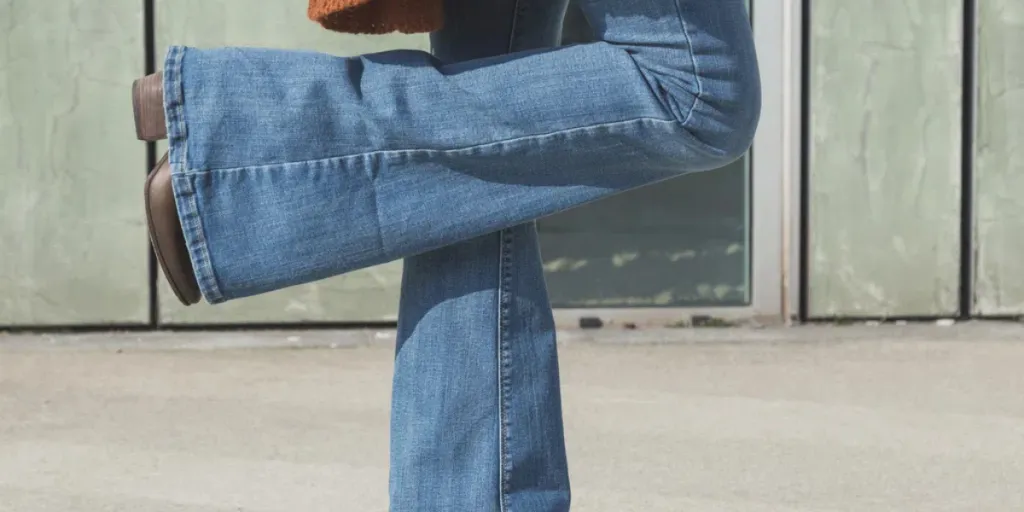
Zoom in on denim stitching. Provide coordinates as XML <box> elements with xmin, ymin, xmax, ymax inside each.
<box><xmin>165</xmin><ymin>47</ymin><xmax>189</xmax><ymax>169</ymax></box>
<box><xmin>357</xmin><ymin>154</ymin><xmax>391</xmax><ymax>259</ymax></box>
<box><xmin>179</xmin><ymin>117</ymin><xmax>703</xmax><ymax>175</ymax></box>
<box><xmin>166</xmin><ymin>46</ymin><xmax>223</xmax><ymax>302</ymax></box>
<box><xmin>496</xmin><ymin>229</ymin><xmax>514</xmax><ymax>512</ymax></box>
<box><xmin>500</xmin><ymin>2</ymin><xmax>528</xmax><ymax>507</ymax></box>
<box><xmin>673</xmin><ymin>0</ymin><xmax>703</xmax><ymax>127</ymax></box>
<box><xmin>176</xmin><ymin>175</ymin><xmax>222</xmax><ymax>303</ymax></box>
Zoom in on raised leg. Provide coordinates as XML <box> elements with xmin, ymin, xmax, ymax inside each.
<box><xmin>161</xmin><ymin>0</ymin><xmax>760</xmax><ymax>303</ymax></box>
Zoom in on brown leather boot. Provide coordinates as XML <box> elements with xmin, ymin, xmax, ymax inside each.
<box><xmin>146</xmin><ymin>153</ymin><xmax>201</xmax><ymax>305</ymax></box>
<box><xmin>133</xmin><ymin>73</ymin><xmax>167</xmax><ymax>141</ymax></box>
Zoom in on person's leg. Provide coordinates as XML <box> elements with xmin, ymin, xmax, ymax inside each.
<box><xmin>162</xmin><ymin>0</ymin><xmax>759</xmax><ymax>303</ymax></box>
<box><xmin>392</xmin><ymin>229</ymin><xmax>569</xmax><ymax>512</ymax></box>
<box><xmin>390</xmin><ymin>1</ymin><xmax>570</xmax><ymax>510</ymax></box>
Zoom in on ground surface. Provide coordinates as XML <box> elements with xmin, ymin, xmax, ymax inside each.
<box><xmin>2</xmin><ymin>325</ymin><xmax>1023</xmax><ymax>511</ymax></box>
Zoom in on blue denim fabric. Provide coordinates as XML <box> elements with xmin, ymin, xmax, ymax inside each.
<box><xmin>389</xmin><ymin>1</ymin><xmax>573</xmax><ymax>510</ymax></box>
<box><xmin>163</xmin><ymin>0</ymin><xmax>758</xmax><ymax>509</ymax></box>
<box><xmin>163</xmin><ymin>0</ymin><xmax>759</xmax><ymax>304</ymax></box>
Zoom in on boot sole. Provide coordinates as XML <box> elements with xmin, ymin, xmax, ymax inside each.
<box><xmin>145</xmin><ymin>154</ymin><xmax>200</xmax><ymax>306</ymax></box>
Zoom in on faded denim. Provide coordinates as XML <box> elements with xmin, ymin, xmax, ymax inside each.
<box><xmin>163</xmin><ymin>0</ymin><xmax>759</xmax><ymax>509</ymax></box>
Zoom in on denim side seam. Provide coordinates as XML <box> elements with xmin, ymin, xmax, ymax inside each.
<box><xmin>497</xmin><ymin>228</ymin><xmax>515</xmax><ymax>512</ymax></box>
<box><xmin>164</xmin><ymin>45</ymin><xmax>224</xmax><ymax>303</ymax></box>
<box><xmin>364</xmin><ymin>154</ymin><xmax>392</xmax><ymax>260</ymax></box>
<box><xmin>171</xmin><ymin>175</ymin><xmax>223</xmax><ymax>303</ymax></box>
<box><xmin>499</xmin><ymin>2</ymin><xmax>527</xmax><ymax>506</ymax></box>
<box><xmin>173</xmin><ymin>117</ymin><xmax>700</xmax><ymax>176</ymax></box>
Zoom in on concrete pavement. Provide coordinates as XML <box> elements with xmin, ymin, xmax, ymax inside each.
<box><xmin>2</xmin><ymin>325</ymin><xmax>1024</xmax><ymax>511</ymax></box>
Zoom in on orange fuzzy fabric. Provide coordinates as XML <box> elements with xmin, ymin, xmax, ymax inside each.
<box><xmin>308</xmin><ymin>0</ymin><xmax>444</xmax><ymax>34</ymax></box>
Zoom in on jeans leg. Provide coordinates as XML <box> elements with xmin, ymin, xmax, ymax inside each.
<box><xmin>391</xmin><ymin>227</ymin><xmax>569</xmax><ymax>512</ymax></box>
<box><xmin>163</xmin><ymin>0</ymin><xmax>759</xmax><ymax>303</ymax></box>
<box><xmin>390</xmin><ymin>1</ymin><xmax>570</xmax><ymax>510</ymax></box>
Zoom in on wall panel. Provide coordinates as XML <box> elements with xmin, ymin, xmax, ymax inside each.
<box><xmin>808</xmin><ymin>0</ymin><xmax>963</xmax><ymax>317</ymax></box>
<box><xmin>0</xmin><ymin>1</ymin><xmax>150</xmax><ymax>325</ymax></box>
<box><xmin>973</xmin><ymin>0</ymin><xmax>1024</xmax><ymax>315</ymax></box>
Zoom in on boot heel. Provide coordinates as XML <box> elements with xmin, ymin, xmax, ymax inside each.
<box><xmin>133</xmin><ymin>73</ymin><xmax>167</xmax><ymax>141</ymax></box>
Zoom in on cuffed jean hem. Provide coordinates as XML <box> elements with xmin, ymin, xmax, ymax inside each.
<box><xmin>164</xmin><ymin>45</ymin><xmax>224</xmax><ymax>304</ymax></box>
